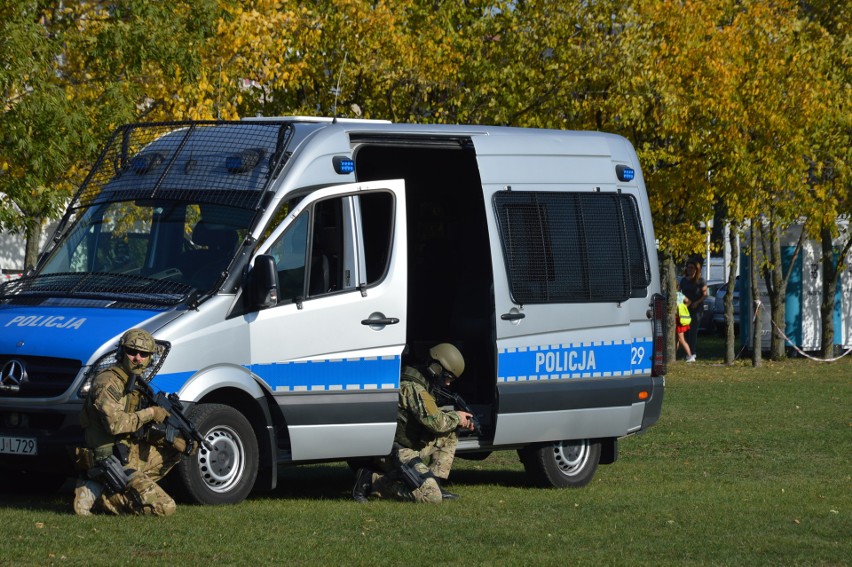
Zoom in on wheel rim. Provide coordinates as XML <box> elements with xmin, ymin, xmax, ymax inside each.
<box><xmin>551</xmin><ymin>440</ymin><xmax>590</xmax><ymax>477</ymax></box>
<box><xmin>195</xmin><ymin>425</ymin><xmax>246</xmax><ymax>493</ymax></box>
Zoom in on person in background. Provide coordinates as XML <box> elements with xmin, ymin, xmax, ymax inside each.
<box><xmin>680</xmin><ymin>260</ymin><xmax>708</xmax><ymax>360</ymax></box>
<box><xmin>676</xmin><ymin>289</ymin><xmax>695</xmax><ymax>363</ymax></box>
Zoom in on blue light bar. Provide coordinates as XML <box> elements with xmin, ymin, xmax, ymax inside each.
<box><xmin>333</xmin><ymin>156</ymin><xmax>355</xmax><ymax>175</ymax></box>
<box><xmin>130</xmin><ymin>153</ymin><xmax>163</xmax><ymax>175</ymax></box>
<box><xmin>616</xmin><ymin>164</ymin><xmax>635</xmax><ymax>182</ymax></box>
<box><xmin>226</xmin><ymin>149</ymin><xmax>264</xmax><ymax>174</ymax></box>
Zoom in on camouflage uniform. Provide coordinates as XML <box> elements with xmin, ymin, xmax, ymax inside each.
<box><xmin>73</xmin><ymin>359</ymin><xmax>180</xmax><ymax>516</ymax></box>
<box><xmin>370</xmin><ymin>365</ymin><xmax>462</xmax><ymax>504</ymax></box>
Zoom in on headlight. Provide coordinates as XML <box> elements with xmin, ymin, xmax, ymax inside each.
<box><xmin>76</xmin><ymin>340</ymin><xmax>171</xmax><ymax>398</ymax></box>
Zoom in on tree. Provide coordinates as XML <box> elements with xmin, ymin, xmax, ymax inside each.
<box><xmin>0</xmin><ymin>2</ymin><xmax>89</xmax><ymax>269</ymax></box>
<box><xmin>3</xmin><ymin>0</ymin><xmax>848</xmax><ymax>369</ymax></box>
<box><xmin>749</xmin><ymin>220</ymin><xmax>763</xmax><ymax>366</ymax></box>
<box><xmin>759</xmin><ymin>218</ymin><xmax>807</xmax><ymax>360</ymax></box>
<box><xmin>820</xmin><ymin>221</ymin><xmax>852</xmax><ymax>357</ymax></box>
<box><xmin>181</xmin><ymin>0</ymin><xmax>476</xmax><ymax>122</ymax></box>
<box><xmin>686</xmin><ymin>0</ymin><xmax>842</xmax><ymax>361</ymax></box>
<box><xmin>723</xmin><ymin>223</ymin><xmax>740</xmax><ymax>364</ymax></box>
<box><xmin>798</xmin><ymin>0</ymin><xmax>852</xmax><ymax>357</ymax></box>
<box><xmin>1</xmin><ymin>1</ymin><xmax>219</xmax><ymax>269</ymax></box>
<box><xmin>587</xmin><ymin>0</ymin><xmax>729</xmax><ymax>357</ymax></box>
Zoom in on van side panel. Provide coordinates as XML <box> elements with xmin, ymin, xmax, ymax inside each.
<box><xmin>472</xmin><ymin>132</ymin><xmax>659</xmax><ymax>446</ymax></box>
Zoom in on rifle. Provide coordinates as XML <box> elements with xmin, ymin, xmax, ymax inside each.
<box><xmin>432</xmin><ymin>385</ymin><xmax>483</xmax><ymax>436</ymax></box>
<box><xmin>133</xmin><ymin>379</ymin><xmax>213</xmax><ymax>455</ymax></box>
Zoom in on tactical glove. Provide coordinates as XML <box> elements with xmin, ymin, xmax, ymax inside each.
<box><xmin>149</xmin><ymin>406</ymin><xmax>169</xmax><ymax>424</ymax></box>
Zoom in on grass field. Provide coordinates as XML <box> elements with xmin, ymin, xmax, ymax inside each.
<box><xmin>1</xmin><ymin>337</ymin><xmax>849</xmax><ymax>566</ymax></box>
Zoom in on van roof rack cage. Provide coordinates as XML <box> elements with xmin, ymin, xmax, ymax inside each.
<box><xmin>68</xmin><ymin>121</ymin><xmax>297</xmax><ymax>212</ymax></box>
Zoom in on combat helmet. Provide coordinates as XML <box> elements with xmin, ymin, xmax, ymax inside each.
<box><xmin>117</xmin><ymin>328</ymin><xmax>158</xmax><ymax>377</ymax></box>
<box><xmin>429</xmin><ymin>343</ymin><xmax>465</xmax><ymax>379</ymax></box>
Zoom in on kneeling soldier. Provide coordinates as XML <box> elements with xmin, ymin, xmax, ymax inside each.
<box><xmin>353</xmin><ymin>343</ymin><xmax>475</xmax><ymax>503</ymax></box>
<box><xmin>73</xmin><ymin>329</ymin><xmax>187</xmax><ymax>516</ymax></box>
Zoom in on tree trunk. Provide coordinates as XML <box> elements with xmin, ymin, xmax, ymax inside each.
<box><xmin>750</xmin><ymin>221</ymin><xmax>762</xmax><ymax>367</ymax></box>
<box><xmin>767</xmin><ymin>224</ymin><xmax>787</xmax><ymax>361</ymax></box>
<box><xmin>819</xmin><ymin>227</ymin><xmax>837</xmax><ymax>359</ymax></box>
<box><xmin>724</xmin><ymin>225</ymin><xmax>739</xmax><ymax>365</ymax></box>
<box><xmin>662</xmin><ymin>253</ymin><xmax>677</xmax><ymax>365</ymax></box>
<box><xmin>24</xmin><ymin>219</ymin><xmax>44</xmax><ymax>273</ymax></box>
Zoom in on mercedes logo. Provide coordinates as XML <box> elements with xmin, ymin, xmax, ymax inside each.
<box><xmin>1</xmin><ymin>359</ymin><xmax>28</xmax><ymax>387</ymax></box>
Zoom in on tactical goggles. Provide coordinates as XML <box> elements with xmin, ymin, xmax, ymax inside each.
<box><xmin>125</xmin><ymin>348</ymin><xmax>152</xmax><ymax>358</ymax></box>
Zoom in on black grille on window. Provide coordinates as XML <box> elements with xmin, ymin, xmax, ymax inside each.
<box><xmin>0</xmin><ymin>356</ymin><xmax>82</xmax><ymax>398</ymax></box>
<box><xmin>69</xmin><ymin>120</ymin><xmax>294</xmax><ymax>212</ymax></box>
<box><xmin>494</xmin><ymin>191</ymin><xmax>650</xmax><ymax>304</ymax></box>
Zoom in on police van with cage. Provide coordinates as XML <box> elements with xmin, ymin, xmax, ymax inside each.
<box><xmin>0</xmin><ymin>117</ymin><xmax>666</xmax><ymax>504</ymax></box>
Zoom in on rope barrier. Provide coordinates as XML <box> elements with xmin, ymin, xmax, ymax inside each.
<box><xmin>724</xmin><ymin>301</ymin><xmax>760</xmax><ymax>362</ymax></box>
<box><xmin>748</xmin><ymin>300</ymin><xmax>852</xmax><ymax>362</ymax></box>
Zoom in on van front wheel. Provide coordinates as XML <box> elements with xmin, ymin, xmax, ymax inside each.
<box><xmin>173</xmin><ymin>403</ymin><xmax>259</xmax><ymax>505</ymax></box>
<box><xmin>518</xmin><ymin>439</ymin><xmax>601</xmax><ymax>488</ymax></box>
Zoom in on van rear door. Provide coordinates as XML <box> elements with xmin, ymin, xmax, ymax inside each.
<box><xmin>472</xmin><ymin>134</ymin><xmax>653</xmax><ymax>446</ymax></box>
<box><xmin>248</xmin><ymin>179</ymin><xmax>407</xmax><ymax>461</ymax></box>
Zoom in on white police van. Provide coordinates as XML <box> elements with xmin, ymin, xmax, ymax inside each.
<box><xmin>0</xmin><ymin>118</ymin><xmax>666</xmax><ymax>504</ymax></box>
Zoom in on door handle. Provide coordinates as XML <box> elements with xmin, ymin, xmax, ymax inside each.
<box><xmin>500</xmin><ymin>312</ymin><xmax>526</xmax><ymax>321</ymax></box>
<box><xmin>361</xmin><ymin>317</ymin><xmax>400</xmax><ymax>326</ymax></box>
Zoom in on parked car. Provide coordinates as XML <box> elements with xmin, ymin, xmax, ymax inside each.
<box><xmin>697</xmin><ymin>281</ymin><xmax>724</xmax><ymax>333</ymax></box>
<box><xmin>0</xmin><ymin>269</ymin><xmax>23</xmax><ymax>282</ymax></box>
<box><xmin>713</xmin><ymin>277</ymin><xmax>740</xmax><ymax>334</ymax></box>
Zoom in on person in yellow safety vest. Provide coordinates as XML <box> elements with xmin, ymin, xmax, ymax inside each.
<box><xmin>676</xmin><ymin>291</ymin><xmax>695</xmax><ymax>363</ymax></box>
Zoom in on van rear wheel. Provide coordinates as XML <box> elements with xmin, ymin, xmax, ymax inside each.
<box><xmin>519</xmin><ymin>439</ymin><xmax>601</xmax><ymax>488</ymax></box>
<box><xmin>173</xmin><ymin>403</ymin><xmax>258</xmax><ymax>505</ymax></box>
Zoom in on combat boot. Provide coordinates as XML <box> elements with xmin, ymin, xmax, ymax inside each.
<box><xmin>436</xmin><ymin>479</ymin><xmax>459</xmax><ymax>500</ymax></box>
<box><xmin>440</xmin><ymin>488</ymin><xmax>459</xmax><ymax>500</ymax></box>
<box><xmin>352</xmin><ymin>468</ymin><xmax>373</xmax><ymax>503</ymax></box>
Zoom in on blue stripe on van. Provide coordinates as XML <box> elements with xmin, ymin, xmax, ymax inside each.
<box><xmin>149</xmin><ymin>371</ymin><xmax>195</xmax><ymax>394</ymax></box>
<box><xmin>255</xmin><ymin>356</ymin><xmax>401</xmax><ymax>392</ymax></box>
<box><xmin>150</xmin><ymin>356</ymin><xmax>401</xmax><ymax>396</ymax></box>
<box><xmin>498</xmin><ymin>338</ymin><xmax>653</xmax><ymax>382</ymax></box>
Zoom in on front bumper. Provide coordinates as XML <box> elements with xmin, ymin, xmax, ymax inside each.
<box><xmin>0</xmin><ymin>403</ymin><xmax>84</xmax><ymax>476</ymax></box>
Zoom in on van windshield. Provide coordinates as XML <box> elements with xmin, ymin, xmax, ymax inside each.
<box><xmin>0</xmin><ymin>121</ymin><xmax>300</xmax><ymax>308</ymax></box>
<box><xmin>10</xmin><ymin>198</ymin><xmax>254</xmax><ymax>307</ymax></box>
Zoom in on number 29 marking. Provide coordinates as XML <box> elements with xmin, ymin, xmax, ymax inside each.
<box><xmin>631</xmin><ymin>346</ymin><xmax>646</xmax><ymax>366</ymax></box>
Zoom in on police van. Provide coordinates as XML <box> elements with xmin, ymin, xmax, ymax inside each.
<box><xmin>0</xmin><ymin>118</ymin><xmax>666</xmax><ymax>504</ymax></box>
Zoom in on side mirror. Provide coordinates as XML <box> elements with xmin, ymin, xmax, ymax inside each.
<box><xmin>249</xmin><ymin>254</ymin><xmax>279</xmax><ymax>309</ymax></box>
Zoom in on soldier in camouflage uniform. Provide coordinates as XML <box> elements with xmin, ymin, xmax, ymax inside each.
<box><xmin>353</xmin><ymin>343</ymin><xmax>474</xmax><ymax>504</ymax></box>
<box><xmin>73</xmin><ymin>329</ymin><xmax>184</xmax><ymax>517</ymax></box>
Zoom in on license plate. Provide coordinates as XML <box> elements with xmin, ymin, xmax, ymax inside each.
<box><xmin>0</xmin><ymin>435</ymin><xmax>38</xmax><ymax>455</ymax></box>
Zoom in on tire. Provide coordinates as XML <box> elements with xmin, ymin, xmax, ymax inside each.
<box><xmin>518</xmin><ymin>439</ymin><xmax>601</xmax><ymax>488</ymax></box>
<box><xmin>172</xmin><ymin>403</ymin><xmax>258</xmax><ymax>505</ymax></box>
